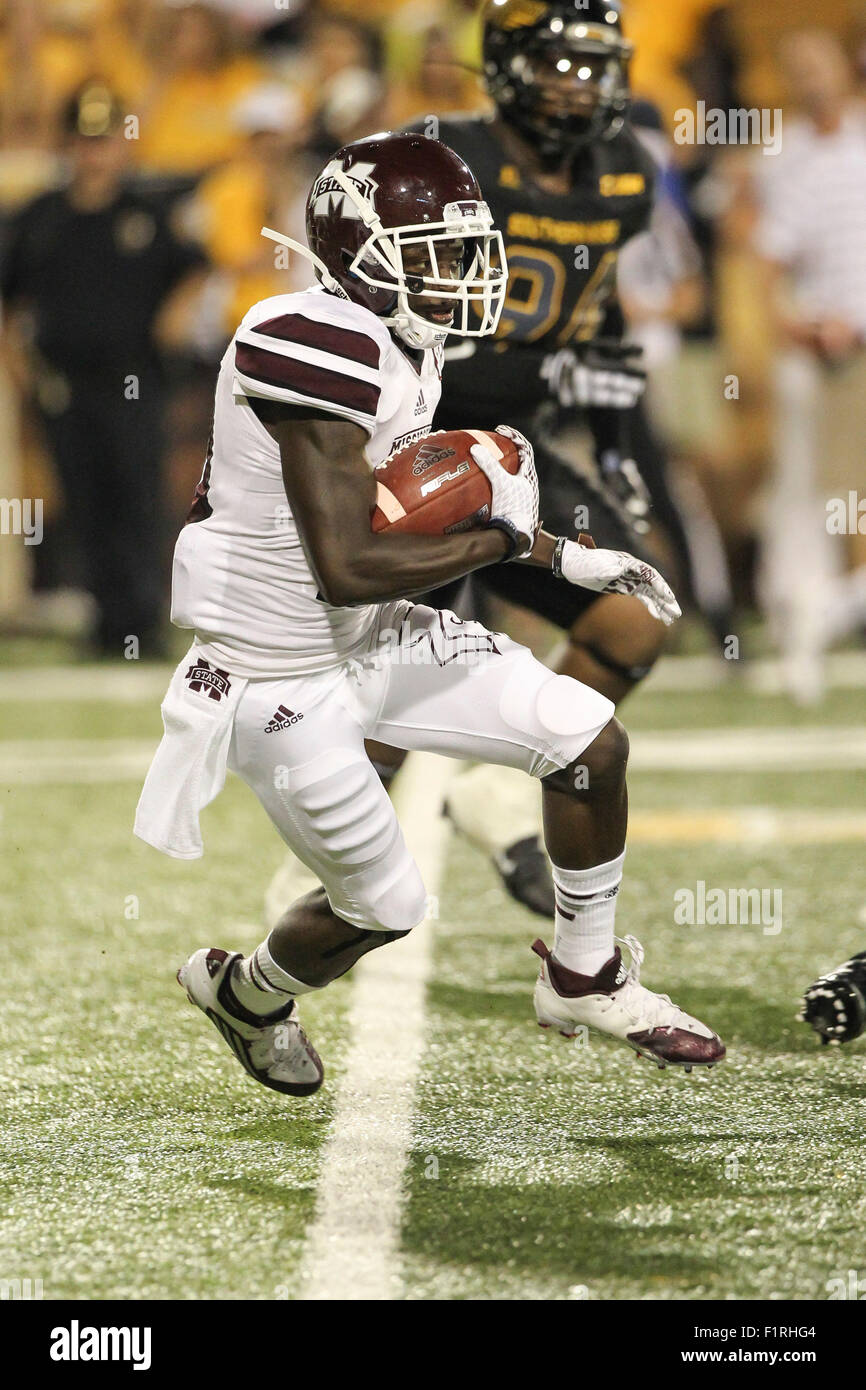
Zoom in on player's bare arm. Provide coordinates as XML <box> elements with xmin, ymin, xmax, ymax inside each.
<box><xmin>267</xmin><ymin>413</ymin><xmax>513</xmax><ymax>607</ymax></box>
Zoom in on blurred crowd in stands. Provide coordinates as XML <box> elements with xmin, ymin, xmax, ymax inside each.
<box><xmin>0</xmin><ymin>0</ymin><xmax>865</xmax><ymax>699</ymax></box>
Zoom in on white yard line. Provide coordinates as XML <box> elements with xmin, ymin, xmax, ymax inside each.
<box><xmin>298</xmin><ymin>752</ymin><xmax>455</xmax><ymax>1302</ymax></box>
<box><xmin>0</xmin><ymin>739</ymin><xmax>155</xmax><ymax>783</ymax></box>
<box><xmin>628</xmin><ymin>726</ymin><xmax>866</xmax><ymax>771</ymax></box>
<box><xmin>642</xmin><ymin>649</ymin><xmax>866</xmax><ymax>695</ymax></box>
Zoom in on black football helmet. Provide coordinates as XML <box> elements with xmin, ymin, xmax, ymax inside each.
<box><xmin>482</xmin><ymin>0</ymin><xmax>633</xmax><ymax>161</ymax></box>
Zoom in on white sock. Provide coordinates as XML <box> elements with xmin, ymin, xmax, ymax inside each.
<box><xmin>551</xmin><ymin>852</ymin><xmax>625</xmax><ymax>976</ymax></box>
<box><xmin>230</xmin><ymin>936</ymin><xmax>316</xmax><ymax>1017</ymax></box>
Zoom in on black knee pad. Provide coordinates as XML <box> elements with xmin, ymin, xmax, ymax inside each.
<box><xmin>573</xmin><ymin>636</ymin><xmax>657</xmax><ymax>687</ymax></box>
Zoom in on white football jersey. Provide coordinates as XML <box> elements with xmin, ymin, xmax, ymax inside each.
<box><xmin>171</xmin><ymin>286</ymin><xmax>443</xmax><ymax>677</ymax></box>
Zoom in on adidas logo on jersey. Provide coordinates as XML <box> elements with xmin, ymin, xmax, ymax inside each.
<box><xmin>264</xmin><ymin>704</ymin><xmax>304</xmax><ymax>733</ymax></box>
<box><xmin>414</xmin><ymin>389</ymin><xmax>427</xmax><ymax>417</ymax></box>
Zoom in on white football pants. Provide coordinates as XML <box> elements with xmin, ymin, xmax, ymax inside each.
<box><xmin>229</xmin><ymin>602</ymin><xmax>614</xmax><ymax>933</ymax></box>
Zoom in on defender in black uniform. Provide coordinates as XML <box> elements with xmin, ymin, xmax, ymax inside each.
<box><xmin>406</xmin><ymin>0</ymin><xmax>664</xmax><ymax>701</ymax></box>
<box><xmin>393</xmin><ymin>0</ymin><xmax>672</xmax><ymax>913</ymax></box>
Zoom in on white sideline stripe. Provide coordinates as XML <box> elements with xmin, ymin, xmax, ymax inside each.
<box><xmin>0</xmin><ymin>667</ymin><xmax>172</xmax><ymax>701</ymax></box>
<box><xmin>7</xmin><ymin>724</ymin><xmax>865</xmax><ymax>841</ymax></box>
<box><xmin>298</xmin><ymin>752</ymin><xmax>455</xmax><ymax>1302</ymax></box>
<box><xmin>0</xmin><ymin>739</ymin><xmax>155</xmax><ymax>783</ymax></box>
<box><xmin>1</xmin><ymin>649</ymin><xmax>864</xmax><ymax>702</ymax></box>
<box><xmin>5</xmin><ymin>728</ymin><xmax>864</xmax><ymax>839</ymax></box>
<box><xmin>643</xmin><ymin>649</ymin><xmax>866</xmax><ymax>695</ymax></box>
<box><xmin>629</xmin><ymin>725</ymin><xmax>866</xmax><ymax>771</ymax></box>
<box><xmin>3</xmin><ymin>726</ymin><xmax>866</xmax><ymax>784</ymax></box>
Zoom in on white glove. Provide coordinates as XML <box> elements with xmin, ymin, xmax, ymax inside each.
<box><xmin>470</xmin><ymin>424</ymin><xmax>539</xmax><ymax>559</ymax></box>
<box><xmin>542</xmin><ymin>348</ymin><xmax>646</xmax><ymax>410</ymax></box>
<box><xmin>556</xmin><ymin>538</ymin><xmax>681</xmax><ymax>626</ymax></box>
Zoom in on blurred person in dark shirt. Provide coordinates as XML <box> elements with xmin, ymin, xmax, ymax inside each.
<box><xmin>0</xmin><ymin>81</ymin><xmax>206</xmax><ymax>658</ymax></box>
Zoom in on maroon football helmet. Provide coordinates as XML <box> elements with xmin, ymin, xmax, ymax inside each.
<box><xmin>265</xmin><ymin>132</ymin><xmax>506</xmax><ymax>350</ymax></box>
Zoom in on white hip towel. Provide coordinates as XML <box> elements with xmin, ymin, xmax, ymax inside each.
<box><xmin>134</xmin><ymin>647</ymin><xmax>248</xmax><ymax>859</ymax></box>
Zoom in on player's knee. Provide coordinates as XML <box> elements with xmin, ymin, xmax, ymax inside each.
<box><xmin>581</xmin><ymin>716</ymin><xmax>629</xmax><ymax>782</ymax></box>
<box><xmin>362</xmin><ymin>859</ymin><xmax>428</xmax><ymax>934</ymax></box>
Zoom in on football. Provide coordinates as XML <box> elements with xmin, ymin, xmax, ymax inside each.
<box><xmin>371</xmin><ymin>428</ymin><xmax>521</xmax><ymax>536</ymax></box>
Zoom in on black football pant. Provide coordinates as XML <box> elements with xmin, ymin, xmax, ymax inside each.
<box><xmin>40</xmin><ymin>375</ymin><xmax>166</xmax><ymax>655</ymax></box>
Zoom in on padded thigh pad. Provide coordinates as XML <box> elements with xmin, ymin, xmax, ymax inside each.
<box><xmin>499</xmin><ymin>657</ymin><xmax>614</xmax><ymax>768</ymax></box>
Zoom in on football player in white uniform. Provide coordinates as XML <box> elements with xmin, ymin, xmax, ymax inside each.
<box><xmin>135</xmin><ymin>133</ymin><xmax>724</xmax><ymax>1097</ymax></box>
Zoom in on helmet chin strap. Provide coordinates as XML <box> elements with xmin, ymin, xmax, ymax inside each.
<box><xmin>262</xmin><ymin>221</ymin><xmax>438</xmax><ymax>347</ymax></box>
<box><xmin>260</xmin><ymin>226</ymin><xmax>345</xmax><ymax>297</ymax></box>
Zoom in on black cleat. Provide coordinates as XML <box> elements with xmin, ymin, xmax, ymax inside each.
<box><xmin>493</xmin><ymin>835</ymin><xmax>555</xmax><ymax>918</ymax></box>
<box><xmin>799</xmin><ymin>951</ymin><xmax>866</xmax><ymax>1045</ymax></box>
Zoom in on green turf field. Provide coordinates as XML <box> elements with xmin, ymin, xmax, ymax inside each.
<box><xmin>2</xmin><ymin>653</ymin><xmax>865</xmax><ymax>1300</ymax></box>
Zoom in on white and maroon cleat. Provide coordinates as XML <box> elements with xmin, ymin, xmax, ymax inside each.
<box><xmin>532</xmin><ymin>934</ymin><xmax>725</xmax><ymax>1071</ymax></box>
<box><xmin>177</xmin><ymin>947</ymin><xmax>324</xmax><ymax>1097</ymax></box>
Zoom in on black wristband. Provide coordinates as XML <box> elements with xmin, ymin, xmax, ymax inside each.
<box><xmin>552</xmin><ymin>535</ymin><xmax>567</xmax><ymax>579</ymax></box>
<box><xmin>486</xmin><ymin>517</ymin><xmax>522</xmax><ymax>561</ymax></box>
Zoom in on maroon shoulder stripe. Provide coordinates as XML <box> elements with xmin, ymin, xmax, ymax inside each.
<box><xmin>236</xmin><ymin>341</ymin><xmax>380</xmax><ymax>417</ymax></box>
<box><xmin>250</xmin><ymin>313</ymin><xmax>381</xmax><ymax>369</ymax></box>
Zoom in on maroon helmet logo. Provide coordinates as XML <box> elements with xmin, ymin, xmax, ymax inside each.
<box><xmin>311</xmin><ymin>161</ymin><xmax>379</xmax><ymax>220</ymax></box>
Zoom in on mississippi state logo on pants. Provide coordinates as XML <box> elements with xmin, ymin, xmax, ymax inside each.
<box><xmin>185</xmin><ymin>658</ymin><xmax>231</xmax><ymax>702</ymax></box>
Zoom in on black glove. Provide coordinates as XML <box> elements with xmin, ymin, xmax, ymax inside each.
<box><xmin>597</xmin><ymin>448</ymin><xmax>652</xmax><ymax>536</ymax></box>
